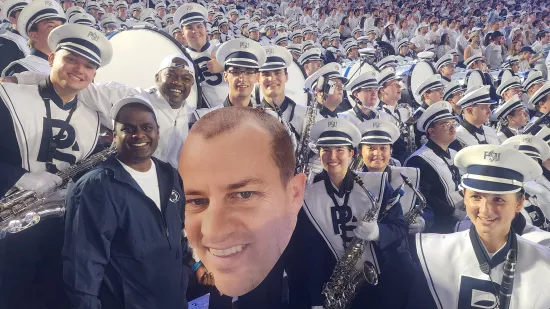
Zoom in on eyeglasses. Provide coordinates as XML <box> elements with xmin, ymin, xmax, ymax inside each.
<box><xmin>437</xmin><ymin>121</ymin><xmax>456</xmax><ymax>130</ymax></box>
<box><xmin>227</xmin><ymin>69</ymin><xmax>258</xmax><ymax>76</ymax></box>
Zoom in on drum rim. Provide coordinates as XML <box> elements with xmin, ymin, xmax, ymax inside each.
<box><xmin>107</xmin><ymin>25</ymin><xmax>204</xmax><ymax>109</ymax></box>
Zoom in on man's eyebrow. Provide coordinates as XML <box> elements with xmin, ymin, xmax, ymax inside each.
<box><xmin>225</xmin><ymin>178</ymin><xmax>265</xmax><ymax>191</ymax></box>
<box><xmin>184</xmin><ymin>189</ymin><xmax>206</xmax><ymax>196</ymax></box>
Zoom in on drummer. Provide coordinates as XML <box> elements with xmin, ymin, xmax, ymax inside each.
<box><xmin>303</xmin><ymin>63</ymin><xmax>347</xmax><ymax>119</ymax></box>
<box><xmin>258</xmin><ymin>45</ymin><xmax>306</xmax><ymax>141</ymax></box>
<box><xmin>298</xmin><ymin>47</ymin><xmax>323</xmax><ymax>77</ymax></box>
<box><xmin>455</xmin><ymin>85</ymin><xmax>501</xmax><ymax>147</ymax></box>
<box><xmin>407</xmin><ymin>144</ymin><xmax>550</xmax><ymax>309</ymax></box>
<box><xmin>443</xmin><ymin>80</ymin><xmax>465</xmax><ymax>123</ymax></box>
<box><xmin>435</xmin><ymin>54</ymin><xmax>455</xmax><ymax>87</ymax></box>
<box><xmin>175</xmin><ymin>3</ymin><xmax>228</xmax><ymax>108</ymax></box>
<box><xmin>493</xmin><ymin>95</ymin><xmax>529</xmax><ymax>141</ymax></box>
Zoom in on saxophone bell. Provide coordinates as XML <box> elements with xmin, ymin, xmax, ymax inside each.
<box><xmin>357</xmin><ymin>261</ymin><xmax>379</xmax><ymax>286</ymax></box>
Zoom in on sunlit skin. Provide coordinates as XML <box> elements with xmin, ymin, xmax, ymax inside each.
<box><xmin>527</xmin><ymin>82</ymin><xmax>544</xmax><ymax>97</ymax></box>
<box><xmin>223</xmin><ymin>68</ymin><xmax>259</xmax><ymax>106</ymax></box>
<box><xmin>464</xmin><ymin>104</ymin><xmax>491</xmax><ymax>127</ymax></box>
<box><xmin>353</xmin><ymin>87</ymin><xmax>378</xmax><ymax>109</ymax></box>
<box><xmin>320</xmin><ymin>146</ymin><xmax>354</xmax><ymax>188</ymax></box>
<box><xmin>502</xmin><ymin>87</ymin><xmax>522</xmax><ymax>103</ymax></box>
<box><xmin>439</xmin><ymin>63</ymin><xmax>455</xmax><ymax>79</ymax></box>
<box><xmin>180</xmin><ymin>122</ymin><xmax>305</xmax><ymax>296</ymax></box>
<box><xmin>117</xmin><ymin>7</ymin><xmax>127</xmax><ymax>20</ymax></box>
<box><xmin>259</xmin><ymin>69</ymin><xmax>287</xmax><ymax>106</ymax></box>
<box><xmin>48</xmin><ymin>50</ymin><xmax>97</xmax><ymax>103</ymax></box>
<box><xmin>182</xmin><ymin>22</ymin><xmax>207</xmax><ymax>50</ymax></box>
<box><xmin>464</xmin><ymin>189</ymin><xmax>524</xmax><ymax>253</ymax></box>
<box><xmin>447</xmin><ymin>91</ymin><xmax>464</xmax><ymax>116</ymax></box>
<box><xmin>361</xmin><ymin>144</ymin><xmax>391</xmax><ymax>172</ymax></box>
<box><xmin>379</xmin><ymin>79</ymin><xmax>401</xmax><ymax>105</ymax></box>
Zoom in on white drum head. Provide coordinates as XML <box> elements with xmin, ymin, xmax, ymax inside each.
<box><xmin>408</xmin><ymin>60</ymin><xmax>436</xmax><ymax>104</ymax></box>
<box><xmin>465</xmin><ymin>70</ymin><xmax>485</xmax><ymax>91</ymax></box>
<box><xmin>286</xmin><ymin>60</ymin><xmax>308</xmax><ymax>106</ymax></box>
<box><xmin>95</xmin><ymin>26</ymin><xmax>201</xmax><ymax>113</ymax></box>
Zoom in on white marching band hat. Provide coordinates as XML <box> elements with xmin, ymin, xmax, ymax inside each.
<box><xmin>157</xmin><ymin>54</ymin><xmax>195</xmax><ymax>77</ymax></box>
<box><xmin>455</xmin><ymin>144</ymin><xmax>542</xmax><ymax>194</ymax></box>
<box><xmin>48</xmin><ymin>23</ymin><xmax>112</xmax><ymax>68</ymax></box>
<box><xmin>443</xmin><ymin>80</ymin><xmax>464</xmax><ymax>101</ymax></box>
<box><xmin>260</xmin><ymin>45</ymin><xmax>292</xmax><ymax>71</ymax></box>
<box><xmin>377</xmin><ymin>67</ymin><xmax>402</xmax><ymax>86</ymax></box>
<box><xmin>496</xmin><ymin>76</ymin><xmax>522</xmax><ymax>97</ymax></box>
<box><xmin>68</xmin><ymin>13</ymin><xmax>96</xmax><ymax>27</ymax></box>
<box><xmin>528</xmin><ymin>81</ymin><xmax>550</xmax><ymax>107</ymax></box>
<box><xmin>376</xmin><ymin>55</ymin><xmax>398</xmax><ymax>70</ymax></box>
<box><xmin>65</xmin><ymin>6</ymin><xmax>85</xmax><ymax>19</ymax></box>
<box><xmin>287</xmin><ymin>43</ymin><xmax>302</xmax><ymax>55</ymax></box>
<box><xmin>216</xmin><ymin>38</ymin><xmax>266</xmax><ymax>69</ymax></box>
<box><xmin>435</xmin><ymin>54</ymin><xmax>453</xmax><ymax>71</ymax></box>
<box><xmin>456</xmin><ymin>85</ymin><xmax>496</xmax><ymax>108</ymax></box>
<box><xmin>416</xmin><ymin>101</ymin><xmax>455</xmax><ymax>133</ymax></box>
<box><xmin>174</xmin><ymin>3</ymin><xmax>207</xmax><ymax>27</ymax></box>
<box><xmin>357</xmin><ymin>119</ymin><xmax>400</xmax><ymax>145</ymax></box>
<box><xmin>298</xmin><ymin>48</ymin><xmax>322</xmax><ymax>66</ymax></box>
<box><xmin>417</xmin><ymin>51</ymin><xmax>434</xmax><ymax>61</ymax></box>
<box><xmin>311</xmin><ymin>118</ymin><xmax>361</xmax><ymax>148</ymax></box>
<box><xmin>397</xmin><ymin>38</ymin><xmax>409</xmax><ymax>50</ymax></box>
<box><xmin>110</xmin><ymin>95</ymin><xmax>158</xmax><ymax>121</ymax></box>
<box><xmin>304</xmin><ymin>62</ymin><xmax>347</xmax><ymax>90</ymax></box>
<box><xmin>522</xmin><ymin>70</ymin><xmax>544</xmax><ymax>92</ymax></box>
<box><xmin>415</xmin><ymin>74</ymin><xmax>444</xmax><ymax>97</ymax></box>
<box><xmin>345</xmin><ymin>70</ymin><xmax>378</xmax><ymax>93</ymax></box>
<box><xmin>492</xmin><ymin>95</ymin><xmax>524</xmax><ymax>121</ymax></box>
<box><xmin>1</xmin><ymin>0</ymin><xmax>28</xmax><ymax>21</ymax></box>
<box><xmin>17</xmin><ymin>0</ymin><xmax>66</xmax><ymax>39</ymax></box>
<box><xmin>464</xmin><ymin>55</ymin><xmax>484</xmax><ymax>69</ymax></box>
<box><xmin>502</xmin><ymin>134</ymin><xmax>550</xmax><ymax>162</ymax></box>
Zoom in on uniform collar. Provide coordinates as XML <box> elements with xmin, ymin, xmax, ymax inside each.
<box><xmin>442</xmin><ymin>75</ymin><xmax>452</xmax><ymax>82</ymax></box>
<box><xmin>511</xmin><ymin>212</ymin><xmax>527</xmax><ymax>236</ymax></box>
<box><xmin>31</xmin><ymin>48</ymin><xmax>49</xmax><ymax>61</ymax></box>
<box><xmin>462</xmin><ymin>119</ymin><xmax>484</xmax><ymax>134</ymax></box>
<box><xmin>379</xmin><ymin>101</ymin><xmax>395</xmax><ymax>113</ymax></box>
<box><xmin>188</xmin><ymin>41</ymin><xmax>211</xmax><ymax>53</ymax></box>
<box><xmin>321</xmin><ymin>170</ymin><xmax>355</xmax><ymax>198</ymax></box>
<box><xmin>224</xmin><ymin>95</ymin><xmax>252</xmax><ymax>107</ymax></box>
<box><xmin>469</xmin><ymin>224</ymin><xmax>516</xmax><ymax>273</ymax></box>
<box><xmin>318</xmin><ymin>103</ymin><xmax>339</xmax><ymax>118</ymax></box>
<box><xmin>262</xmin><ymin>96</ymin><xmax>292</xmax><ymax>112</ymax></box>
<box><xmin>425</xmin><ymin>139</ymin><xmax>451</xmax><ymax>159</ymax></box>
<box><xmin>39</xmin><ymin>77</ymin><xmax>78</xmax><ymax>111</ymax></box>
<box><xmin>353</xmin><ymin>103</ymin><xmax>377</xmax><ymax>121</ymax></box>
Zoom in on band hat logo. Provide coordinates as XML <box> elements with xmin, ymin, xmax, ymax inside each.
<box><xmin>240</xmin><ymin>41</ymin><xmax>250</xmax><ymax>49</ymax></box>
<box><xmin>87</xmin><ymin>31</ymin><xmax>100</xmax><ymax>42</ymax></box>
<box><xmin>373</xmin><ymin>122</ymin><xmax>381</xmax><ymax>128</ymax></box>
<box><xmin>483</xmin><ymin>151</ymin><xmax>500</xmax><ymax>162</ymax></box>
<box><xmin>328</xmin><ymin>120</ymin><xmax>338</xmax><ymax>128</ymax></box>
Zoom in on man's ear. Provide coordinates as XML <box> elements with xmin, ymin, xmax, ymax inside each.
<box><xmin>48</xmin><ymin>52</ymin><xmax>56</xmax><ymax>67</ymax></box>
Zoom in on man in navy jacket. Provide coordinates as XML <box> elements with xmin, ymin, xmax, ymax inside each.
<box><xmin>62</xmin><ymin>95</ymin><xmax>194</xmax><ymax>309</ymax></box>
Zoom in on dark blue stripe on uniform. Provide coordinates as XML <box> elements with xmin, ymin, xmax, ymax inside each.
<box><xmin>319</xmin><ymin>131</ymin><xmax>352</xmax><ymax>141</ymax></box>
<box><xmin>351</xmin><ymin>78</ymin><xmax>377</xmax><ymax>92</ymax></box>
<box><xmin>57</xmin><ymin>37</ymin><xmax>101</xmax><ymax>63</ymax></box>
<box><xmin>362</xmin><ymin>130</ymin><xmax>391</xmax><ymax>139</ymax></box>
<box><xmin>460</xmin><ymin>93</ymin><xmax>493</xmax><ymax>107</ymax></box>
<box><xmin>463</xmin><ymin>178</ymin><xmax>521</xmax><ymax>192</ymax></box>
<box><xmin>26</xmin><ymin>8</ymin><xmax>61</xmax><ymax>32</ymax></box>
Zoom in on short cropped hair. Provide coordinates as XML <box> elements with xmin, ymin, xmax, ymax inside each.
<box><xmin>115</xmin><ymin>103</ymin><xmax>158</xmax><ymax>125</ymax></box>
<box><xmin>190</xmin><ymin>107</ymin><xmax>295</xmax><ymax>184</ymax></box>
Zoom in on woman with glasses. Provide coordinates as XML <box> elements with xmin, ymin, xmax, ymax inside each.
<box><xmin>405</xmin><ymin>102</ymin><xmax>464</xmax><ymax>233</ymax></box>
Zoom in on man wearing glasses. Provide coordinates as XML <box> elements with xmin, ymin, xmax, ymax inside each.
<box><xmin>189</xmin><ymin>38</ymin><xmax>266</xmax><ymax>124</ymax></box>
<box><xmin>405</xmin><ymin>102</ymin><xmax>464</xmax><ymax>233</ymax></box>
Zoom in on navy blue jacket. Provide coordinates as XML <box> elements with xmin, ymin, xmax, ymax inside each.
<box><xmin>62</xmin><ymin>156</ymin><xmax>190</xmax><ymax>309</ymax></box>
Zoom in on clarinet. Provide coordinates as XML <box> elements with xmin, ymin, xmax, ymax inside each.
<box><xmin>498</xmin><ymin>249</ymin><xmax>517</xmax><ymax>309</ymax></box>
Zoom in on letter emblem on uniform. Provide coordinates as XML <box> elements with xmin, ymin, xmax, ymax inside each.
<box><xmin>457</xmin><ymin>276</ymin><xmax>499</xmax><ymax>309</ymax></box>
<box><xmin>330</xmin><ymin>206</ymin><xmax>357</xmax><ymax>244</ymax></box>
<box><xmin>483</xmin><ymin>151</ymin><xmax>500</xmax><ymax>162</ymax></box>
<box><xmin>170</xmin><ymin>190</ymin><xmax>180</xmax><ymax>203</ymax></box>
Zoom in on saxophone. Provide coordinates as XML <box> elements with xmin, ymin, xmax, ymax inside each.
<box><xmin>295</xmin><ymin>88</ymin><xmax>319</xmax><ymax>183</ymax></box>
<box><xmin>0</xmin><ymin>145</ymin><xmax>116</xmax><ymax>238</ymax></box>
<box><xmin>396</xmin><ymin>103</ymin><xmax>417</xmax><ymax>157</ymax></box>
<box><xmin>323</xmin><ymin>171</ymin><xmax>400</xmax><ymax>309</ymax></box>
<box><xmin>400</xmin><ymin>173</ymin><xmax>427</xmax><ymax>225</ymax></box>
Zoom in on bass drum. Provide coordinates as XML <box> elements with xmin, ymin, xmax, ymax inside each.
<box><xmin>253</xmin><ymin>59</ymin><xmax>308</xmax><ymax>106</ymax></box>
<box><xmin>405</xmin><ymin>60</ymin><xmax>436</xmax><ymax>105</ymax></box>
<box><xmin>464</xmin><ymin>69</ymin><xmax>487</xmax><ymax>91</ymax></box>
<box><xmin>286</xmin><ymin>60</ymin><xmax>308</xmax><ymax>106</ymax></box>
<box><xmin>491</xmin><ymin>69</ymin><xmax>514</xmax><ymax>88</ymax></box>
<box><xmin>95</xmin><ymin>25</ymin><xmax>202</xmax><ymax>113</ymax></box>
<box><xmin>341</xmin><ymin>59</ymin><xmax>377</xmax><ymax>106</ymax></box>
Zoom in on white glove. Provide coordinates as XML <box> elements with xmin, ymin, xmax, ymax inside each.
<box><xmin>15</xmin><ymin>171</ymin><xmax>63</xmax><ymax>197</ymax></box>
<box><xmin>354</xmin><ymin>221</ymin><xmax>380</xmax><ymax>241</ymax></box>
<box><xmin>408</xmin><ymin>215</ymin><xmax>426</xmax><ymax>235</ymax></box>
